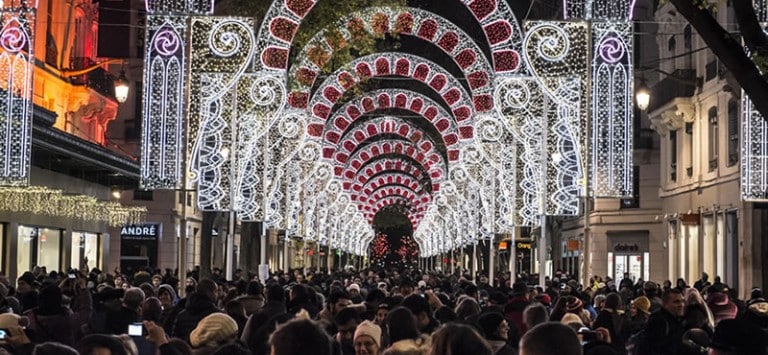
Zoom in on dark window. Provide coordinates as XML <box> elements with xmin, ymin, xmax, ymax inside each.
<box><xmin>685</xmin><ymin>122</ymin><xmax>693</xmax><ymax>177</ymax></box>
<box><xmin>709</xmin><ymin>107</ymin><xmax>719</xmax><ymax>171</ymax></box>
<box><xmin>727</xmin><ymin>99</ymin><xmax>739</xmax><ymax>167</ymax></box>
<box><xmin>668</xmin><ymin>35</ymin><xmax>676</xmax><ymax>53</ymax></box>
<box><xmin>98</xmin><ymin>0</ymin><xmax>131</xmax><ymax>58</ymax></box>
<box><xmin>133</xmin><ymin>190</ymin><xmax>153</xmax><ymax>201</ymax></box>
<box><xmin>683</xmin><ymin>25</ymin><xmax>692</xmax><ymax>50</ymax></box>
<box><xmin>670</xmin><ymin>130</ymin><xmax>678</xmax><ymax>182</ymax></box>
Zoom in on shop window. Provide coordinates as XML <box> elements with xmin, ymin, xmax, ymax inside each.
<box><xmin>18</xmin><ymin>226</ymin><xmax>61</xmax><ymax>274</ymax></box>
<box><xmin>71</xmin><ymin>232</ymin><xmax>99</xmax><ymax>271</ymax></box>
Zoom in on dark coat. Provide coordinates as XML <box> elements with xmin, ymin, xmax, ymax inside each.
<box><xmin>645</xmin><ymin>308</ymin><xmax>685</xmax><ymax>354</ymax></box>
<box><xmin>172</xmin><ymin>292</ymin><xmax>221</xmax><ymax>341</ymax></box>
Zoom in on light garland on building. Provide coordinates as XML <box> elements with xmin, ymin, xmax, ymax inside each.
<box><xmin>0</xmin><ymin>187</ymin><xmax>146</xmax><ymax>226</ymax></box>
<box><xmin>0</xmin><ymin>0</ymin><xmax>36</xmax><ymax>187</ymax></box>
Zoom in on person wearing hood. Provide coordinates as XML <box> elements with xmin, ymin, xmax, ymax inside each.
<box><xmin>24</xmin><ymin>281</ymin><xmax>92</xmax><ymax>347</ymax></box>
<box><xmin>172</xmin><ymin>278</ymin><xmax>222</xmax><ymax>343</ymax></box>
<box><xmin>157</xmin><ymin>284</ymin><xmax>180</xmax><ymax>334</ymax></box>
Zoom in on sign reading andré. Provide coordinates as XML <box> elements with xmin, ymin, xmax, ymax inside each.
<box><xmin>121</xmin><ymin>224</ymin><xmax>160</xmax><ymax>241</ymax></box>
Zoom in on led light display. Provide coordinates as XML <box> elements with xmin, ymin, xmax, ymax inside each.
<box><xmin>0</xmin><ymin>1</ymin><xmax>35</xmax><ymax>187</ymax></box>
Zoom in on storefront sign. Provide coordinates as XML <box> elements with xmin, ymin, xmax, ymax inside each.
<box><xmin>614</xmin><ymin>243</ymin><xmax>640</xmax><ymax>252</ymax></box>
<box><xmin>121</xmin><ymin>224</ymin><xmax>160</xmax><ymax>241</ymax></box>
<box><xmin>567</xmin><ymin>240</ymin><xmax>581</xmax><ymax>251</ymax></box>
<box><xmin>681</xmin><ymin>213</ymin><xmax>700</xmax><ymax>226</ymax></box>
<box><xmin>516</xmin><ymin>242</ymin><xmax>532</xmax><ymax>250</ymax></box>
<box><xmin>498</xmin><ymin>241</ymin><xmax>508</xmax><ymax>250</ymax></box>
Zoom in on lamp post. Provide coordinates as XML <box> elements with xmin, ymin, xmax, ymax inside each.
<box><xmin>114</xmin><ymin>70</ymin><xmax>130</xmax><ymax>104</ymax></box>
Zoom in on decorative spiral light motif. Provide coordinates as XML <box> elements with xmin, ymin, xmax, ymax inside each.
<box><xmin>209</xmin><ymin>20</ymin><xmax>248</xmax><ymax>57</ymax></box>
<box><xmin>533</xmin><ymin>25</ymin><xmax>570</xmax><ymax>61</ymax></box>
<box><xmin>249</xmin><ymin>76</ymin><xmax>283</xmax><ymax>107</ymax></box>
<box><xmin>598</xmin><ymin>36</ymin><xmax>624</xmax><ymax>64</ymax></box>
<box><xmin>478</xmin><ymin>117</ymin><xmax>504</xmax><ymax>142</ymax></box>
<box><xmin>154</xmin><ymin>28</ymin><xmax>181</xmax><ymax>56</ymax></box>
<box><xmin>0</xmin><ymin>25</ymin><xmax>25</xmax><ymax>53</ymax></box>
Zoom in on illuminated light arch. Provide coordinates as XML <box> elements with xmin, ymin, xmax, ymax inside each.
<box><xmin>364</xmin><ymin>185</ymin><xmax>426</xmax><ymax>211</ymax></box>
<box><xmin>339</xmin><ymin>140</ymin><xmax>447</xmax><ymax>191</ymax></box>
<box><xmin>361</xmin><ymin>182</ymin><xmax>429</xmax><ymax>206</ymax></box>
<box><xmin>364</xmin><ymin>195</ymin><xmax>422</xmax><ymax>226</ymax></box>
<box><xmin>254</xmin><ymin>0</ymin><xmax>524</xmax><ymax>74</ymax></box>
<box><xmin>302</xmin><ymin>53</ymin><xmax>480</xmax><ymax>130</ymax></box>
<box><xmin>325</xmin><ymin>89</ymin><xmax>470</xmax><ymax>158</ymax></box>
<box><xmin>355</xmin><ymin>169</ymin><xmax>428</xmax><ymax>196</ymax></box>
<box><xmin>349</xmin><ymin>157</ymin><xmax>429</xmax><ymax>192</ymax></box>
<box><xmin>331</xmin><ymin>116</ymin><xmax>444</xmax><ymax>167</ymax></box>
<box><xmin>290</xmin><ymin>7</ymin><xmax>494</xmax><ymax>100</ymax></box>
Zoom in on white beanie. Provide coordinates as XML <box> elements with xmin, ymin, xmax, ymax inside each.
<box><xmin>189</xmin><ymin>313</ymin><xmax>238</xmax><ymax>348</ymax></box>
<box><xmin>354</xmin><ymin>320</ymin><xmax>382</xmax><ymax>348</ymax></box>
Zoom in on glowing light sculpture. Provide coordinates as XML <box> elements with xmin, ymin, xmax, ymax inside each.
<box><xmin>141</xmin><ymin>0</ymin><xmax>216</xmax><ymax>189</ymax></box>
<box><xmin>494</xmin><ymin>76</ymin><xmax>547</xmax><ymax>225</ymax></box>
<box><xmin>742</xmin><ymin>1</ymin><xmax>768</xmax><ymax>201</ymax></box>
<box><xmin>290</xmin><ymin>7</ymin><xmax>495</xmax><ymax>110</ymax></box>
<box><xmin>589</xmin><ymin>21</ymin><xmax>633</xmax><ymax>197</ymax></box>
<box><xmin>0</xmin><ymin>0</ymin><xmax>36</xmax><ymax>187</ymax></box>
<box><xmin>523</xmin><ymin>21</ymin><xmax>590</xmax><ymax>216</ymax></box>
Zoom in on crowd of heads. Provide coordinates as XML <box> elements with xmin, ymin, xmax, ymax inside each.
<box><xmin>0</xmin><ymin>265</ymin><xmax>763</xmax><ymax>355</ymax></box>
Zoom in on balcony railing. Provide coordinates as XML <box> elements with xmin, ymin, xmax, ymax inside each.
<box><xmin>648</xmin><ymin>69</ymin><xmax>697</xmax><ymax>112</ymax></box>
<box><xmin>69</xmin><ymin>57</ymin><xmax>117</xmax><ymax>101</ymax></box>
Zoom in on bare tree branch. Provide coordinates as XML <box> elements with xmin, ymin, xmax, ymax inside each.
<box><xmin>669</xmin><ymin>0</ymin><xmax>768</xmax><ymax>120</ymax></box>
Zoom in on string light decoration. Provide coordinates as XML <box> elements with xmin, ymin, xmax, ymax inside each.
<box><xmin>341</xmin><ymin>140</ymin><xmax>447</xmax><ymax>191</ymax></box>
<box><xmin>289</xmin><ymin>7</ymin><xmax>494</xmax><ymax>107</ymax></box>
<box><xmin>0</xmin><ymin>187</ymin><xmax>146</xmax><ymax>226</ymax></box>
<box><xmin>0</xmin><ymin>0</ymin><xmax>36</xmax><ymax>187</ymax></box>
<box><xmin>255</xmin><ymin>1</ymin><xmax>524</xmax><ymax>74</ymax></box>
<box><xmin>145</xmin><ymin>0</ymin><xmax>214</xmax><ymax>15</ymax></box>
<box><xmin>495</xmin><ymin>76</ymin><xmax>547</xmax><ymax>225</ymax></box>
<box><xmin>323</xmin><ymin>89</ymin><xmax>469</xmax><ymax>158</ymax></box>
<box><xmin>307</xmin><ymin>53</ymin><xmax>478</xmax><ymax>127</ymax></box>
<box><xmin>350</xmin><ymin>157</ymin><xmax>430</xmax><ymax>193</ymax></box>
<box><xmin>590</xmin><ymin>21</ymin><xmax>633</xmax><ymax>197</ymax></box>
<box><xmin>330</xmin><ymin>115</ymin><xmax>442</xmax><ymax>168</ymax></box>
<box><xmin>563</xmin><ymin>0</ymin><xmax>636</xmax><ymax>20</ymax></box>
<box><xmin>522</xmin><ymin>21</ymin><xmax>590</xmax><ymax>216</ymax></box>
<box><xmin>370</xmin><ymin>233</ymin><xmax>390</xmax><ymax>266</ymax></box>
<box><xmin>742</xmin><ymin>93</ymin><xmax>768</xmax><ymax>200</ymax></box>
<box><xmin>396</xmin><ymin>235</ymin><xmax>419</xmax><ymax>266</ymax></box>
<box><xmin>743</xmin><ymin>0</ymin><xmax>768</xmax><ymax>201</ymax></box>
<box><xmin>140</xmin><ymin>14</ymin><xmax>188</xmax><ymax>189</ymax></box>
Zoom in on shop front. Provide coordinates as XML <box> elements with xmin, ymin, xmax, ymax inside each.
<box><xmin>606</xmin><ymin>231</ymin><xmax>649</xmax><ymax>284</ymax></box>
<box><xmin>17</xmin><ymin>225</ymin><xmax>62</xmax><ymax>274</ymax></box>
<box><xmin>120</xmin><ymin>223</ymin><xmax>160</xmax><ymax>274</ymax></box>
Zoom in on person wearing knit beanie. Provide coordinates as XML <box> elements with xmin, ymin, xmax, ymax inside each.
<box><xmin>353</xmin><ymin>320</ymin><xmax>381</xmax><ymax>355</ymax></box>
<box><xmin>566</xmin><ymin>297</ymin><xmax>583</xmax><ymax>313</ymax></box>
<box><xmin>189</xmin><ymin>313</ymin><xmax>238</xmax><ymax>348</ymax></box>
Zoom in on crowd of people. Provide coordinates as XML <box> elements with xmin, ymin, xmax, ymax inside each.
<box><xmin>0</xmin><ymin>265</ymin><xmax>764</xmax><ymax>355</ymax></box>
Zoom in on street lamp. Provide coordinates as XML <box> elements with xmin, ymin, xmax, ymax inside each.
<box><xmin>636</xmin><ymin>79</ymin><xmax>650</xmax><ymax>111</ymax></box>
<box><xmin>114</xmin><ymin>70</ymin><xmax>130</xmax><ymax>103</ymax></box>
